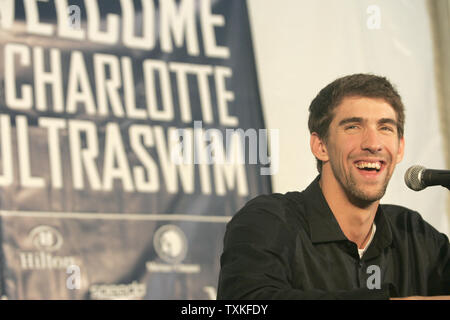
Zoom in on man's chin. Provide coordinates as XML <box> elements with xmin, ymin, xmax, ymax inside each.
<box><xmin>346</xmin><ymin>185</ymin><xmax>387</xmax><ymax>206</ymax></box>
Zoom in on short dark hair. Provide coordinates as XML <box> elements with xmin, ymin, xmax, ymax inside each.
<box><xmin>308</xmin><ymin>73</ymin><xmax>405</xmax><ymax>173</ymax></box>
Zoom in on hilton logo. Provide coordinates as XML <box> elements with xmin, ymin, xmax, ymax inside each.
<box><xmin>19</xmin><ymin>225</ymin><xmax>76</xmax><ymax>271</ymax></box>
<box><xmin>28</xmin><ymin>225</ymin><xmax>63</xmax><ymax>252</ymax></box>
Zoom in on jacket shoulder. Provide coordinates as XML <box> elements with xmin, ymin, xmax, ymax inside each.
<box><xmin>225</xmin><ymin>192</ymin><xmax>307</xmax><ymax>238</ymax></box>
<box><xmin>380</xmin><ymin>203</ymin><xmax>420</xmax><ymax>219</ymax></box>
<box><xmin>380</xmin><ymin>204</ymin><xmax>447</xmax><ymax>241</ymax></box>
<box><xmin>234</xmin><ymin>191</ymin><xmax>306</xmax><ymax>221</ymax></box>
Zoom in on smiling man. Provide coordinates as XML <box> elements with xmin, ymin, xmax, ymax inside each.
<box><xmin>217</xmin><ymin>74</ymin><xmax>450</xmax><ymax>299</ymax></box>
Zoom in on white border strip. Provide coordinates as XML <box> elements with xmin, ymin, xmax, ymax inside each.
<box><xmin>0</xmin><ymin>210</ymin><xmax>232</xmax><ymax>223</ymax></box>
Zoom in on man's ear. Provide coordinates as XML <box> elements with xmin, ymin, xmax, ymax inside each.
<box><xmin>310</xmin><ymin>132</ymin><xmax>329</xmax><ymax>162</ymax></box>
<box><xmin>396</xmin><ymin>136</ymin><xmax>405</xmax><ymax>164</ymax></box>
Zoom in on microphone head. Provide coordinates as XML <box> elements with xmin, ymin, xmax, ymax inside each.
<box><xmin>404</xmin><ymin>165</ymin><xmax>426</xmax><ymax>191</ymax></box>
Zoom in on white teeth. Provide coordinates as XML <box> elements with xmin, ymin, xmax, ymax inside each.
<box><xmin>356</xmin><ymin>162</ymin><xmax>381</xmax><ymax>170</ymax></box>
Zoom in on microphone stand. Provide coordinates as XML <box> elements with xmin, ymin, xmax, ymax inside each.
<box><xmin>421</xmin><ymin>169</ymin><xmax>450</xmax><ymax>190</ymax></box>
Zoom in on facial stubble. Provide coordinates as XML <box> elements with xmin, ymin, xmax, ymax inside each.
<box><xmin>332</xmin><ymin>161</ymin><xmax>394</xmax><ymax>207</ymax></box>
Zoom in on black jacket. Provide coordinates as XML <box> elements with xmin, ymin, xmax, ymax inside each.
<box><xmin>217</xmin><ymin>176</ymin><xmax>450</xmax><ymax>299</ymax></box>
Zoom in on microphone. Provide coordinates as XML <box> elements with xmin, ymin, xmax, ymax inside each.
<box><xmin>404</xmin><ymin>165</ymin><xmax>450</xmax><ymax>191</ymax></box>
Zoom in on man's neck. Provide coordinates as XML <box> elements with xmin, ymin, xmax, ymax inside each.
<box><xmin>319</xmin><ymin>174</ymin><xmax>378</xmax><ymax>249</ymax></box>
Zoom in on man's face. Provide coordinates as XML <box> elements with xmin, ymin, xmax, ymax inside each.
<box><xmin>321</xmin><ymin>96</ymin><xmax>405</xmax><ymax>203</ymax></box>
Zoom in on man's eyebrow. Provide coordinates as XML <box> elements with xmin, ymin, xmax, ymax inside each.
<box><xmin>338</xmin><ymin>117</ymin><xmax>363</xmax><ymax>126</ymax></box>
<box><xmin>378</xmin><ymin>118</ymin><xmax>398</xmax><ymax>126</ymax></box>
<box><xmin>338</xmin><ymin>117</ymin><xmax>398</xmax><ymax>126</ymax></box>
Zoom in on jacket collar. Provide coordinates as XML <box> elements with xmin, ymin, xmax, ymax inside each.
<box><xmin>303</xmin><ymin>175</ymin><xmax>393</xmax><ymax>255</ymax></box>
<box><xmin>303</xmin><ymin>175</ymin><xmax>347</xmax><ymax>243</ymax></box>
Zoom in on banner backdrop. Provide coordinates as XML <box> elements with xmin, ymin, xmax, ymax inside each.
<box><xmin>0</xmin><ymin>0</ymin><xmax>271</xmax><ymax>299</ymax></box>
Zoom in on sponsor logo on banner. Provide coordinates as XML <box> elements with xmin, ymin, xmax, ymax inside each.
<box><xmin>18</xmin><ymin>225</ymin><xmax>78</xmax><ymax>271</ymax></box>
<box><xmin>154</xmin><ymin>224</ymin><xmax>188</xmax><ymax>264</ymax></box>
<box><xmin>28</xmin><ymin>225</ymin><xmax>63</xmax><ymax>252</ymax></box>
<box><xmin>146</xmin><ymin>225</ymin><xmax>201</xmax><ymax>274</ymax></box>
<box><xmin>89</xmin><ymin>281</ymin><xmax>146</xmax><ymax>300</ymax></box>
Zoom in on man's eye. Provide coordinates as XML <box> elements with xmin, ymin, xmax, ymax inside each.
<box><xmin>345</xmin><ymin>125</ymin><xmax>359</xmax><ymax>130</ymax></box>
<box><xmin>381</xmin><ymin>126</ymin><xmax>394</xmax><ymax>132</ymax></box>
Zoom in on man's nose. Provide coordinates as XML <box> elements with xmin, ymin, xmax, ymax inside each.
<box><xmin>361</xmin><ymin>128</ymin><xmax>382</xmax><ymax>153</ymax></box>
